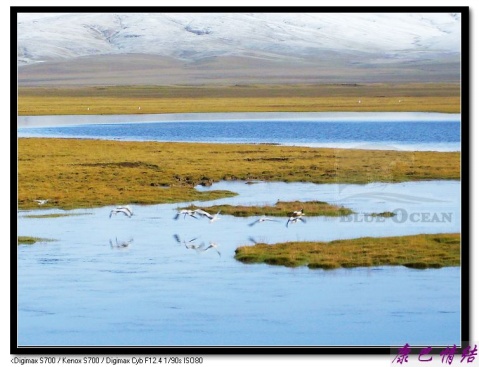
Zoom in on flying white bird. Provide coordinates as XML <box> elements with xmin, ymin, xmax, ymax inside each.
<box><xmin>201</xmin><ymin>242</ymin><xmax>221</xmax><ymax>257</ymax></box>
<box><xmin>173</xmin><ymin>209</ymin><xmax>198</xmax><ymax>220</ymax></box>
<box><xmin>109</xmin><ymin>205</ymin><xmax>133</xmax><ymax>218</ymax></box>
<box><xmin>192</xmin><ymin>209</ymin><xmax>221</xmax><ymax>223</ymax></box>
<box><xmin>34</xmin><ymin>199</ymin><xmax>49</xmax><ymax>205</ymax></box>
<box><xmin>290</xmin><ymin>208</ymin><xmax>304</xmax><ymax>217</ymax></box>
<box><xmin>208</xmin><ymin>210</ymin><xmax>221</xmax><ymax>224</ymax></box>
<box><xmin>248</xmin><ymin>216</ymin><xmax>279</xmax><ymax>226</ymax></box>
<box><xmin>286</xmin><ymin>208</ymin><xmax>306</xmax><ymax>227</ymax></box>
<box><xmin>193</xmin><ymin>208</ymin><xmax>212</xmax><ymax>218</ymax></box>
<box><xmin>286</xmin><ymin>216</ymin><xmax>307</xmax><ymax>227</ymax></box>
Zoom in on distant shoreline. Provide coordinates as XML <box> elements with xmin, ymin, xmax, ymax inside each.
<box><xmin>17</xmin><ymin>111</ymin><xmax>461</xmax><ymax>128</ymax></box>
<box><xmin>17</xmin><ymin>83</ymin><xmax>461</xmax><ymax>115</ymax></box>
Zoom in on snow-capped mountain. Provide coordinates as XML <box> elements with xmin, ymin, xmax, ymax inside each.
<box><xmin>17</xmin><ymin>12</ymin><xmax>461</xmax><ymax>65</ymax></box>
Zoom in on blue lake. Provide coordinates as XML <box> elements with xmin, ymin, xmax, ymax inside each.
<box><xmin>17</xmin><ymin>181</ymin><xmax>461</xmax><ymax>347</ymax></box>
<box><xmin>17</xmin><ymin>112</ymin><xmax>461</xmax><ymax>151</ymax></box>
<box><xmin>16</xmin><ymin>112</ymin><xmax>462</xmax><ymax>348</ymax></box>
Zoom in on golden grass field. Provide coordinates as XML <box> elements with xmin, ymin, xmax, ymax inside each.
<box><xmin>18</xmin><ymin>83</ymin><xmax>460</xmax><ymax>115</ymax></box>
<box><xmin>234</xmin><ymin>233</ymin><xmax>460</xmax><ymax>269</ymax></box>
<box><xmin>18</xmin><ymin>138</ymin><xmax>460</xmax><ymax>210</ymax></box>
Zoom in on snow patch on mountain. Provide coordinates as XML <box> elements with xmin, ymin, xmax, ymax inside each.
<box><xmin>17</xmin><ymin>12</ymin><xmax>461</xmax><ymax>65</ymax></box>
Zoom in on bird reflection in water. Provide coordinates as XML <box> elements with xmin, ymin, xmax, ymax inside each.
<box><xmin>173</xmin><ymin>234</ymin><xmax>221</xmax><ymax>257</ymax></box>
<box><xmin>109</xmin><ymin>237</ymin><xmax>133</xmax><ymax>249</ymax></box>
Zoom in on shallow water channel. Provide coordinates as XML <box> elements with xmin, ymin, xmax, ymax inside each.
<box><xmin>17</xmin><ymin>180</ymin><xmax>461</xmax><ymax>347</ymax></box>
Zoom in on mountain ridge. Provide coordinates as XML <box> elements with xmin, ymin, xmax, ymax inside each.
<box><xmin>17</xmin><ymin>12</ymin><xmax>462</xmax><ymax>86</ymax></box>
<box><xmin>18</xmin><ymin>12</ymin><xmax>461</xmax><ymax>64</ymax></box>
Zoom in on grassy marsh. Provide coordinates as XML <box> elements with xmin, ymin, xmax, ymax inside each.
<box><xmin>24</xmin><ymin>213</ymin><xmax>93</xmax><ymax>219</ymax></box>
<box><xmin>234</xmin><ymin>233</ymin><xmax>460</xmax><ymax>269</ymax></box>
<box><xmin>18</xmin><ymin>83</ymin><xmax>460</xmax><ymax>115</ymax></box>
<box><xmin>18</xmin><ymin>138</ymin><xmax>460</xmax><ymax>210</ymax></box>
<box><xmin>18</xmin><ymin>236</ymin><xmax>53</xmax><ymax>245</ymax></box>
<box><xmin>367</xmin><ymin>211</ymin><xmax>396</xmax><ymax>218</ymax></box>
<box><xmin>181</xmin><ymin>201</ymin><xmax>354</xmax><ymax>217</ymax></box>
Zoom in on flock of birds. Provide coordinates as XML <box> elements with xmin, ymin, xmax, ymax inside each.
<box><xmin>174</xmin><ymin>208</ymin><xmax>221</xmax><ymax>223</ymax></box>
<box><xmin>172</xmin><ymin>207</ymin><xmax>306</xmax><ymax>228</ymax></box>
<box><xmin>33</xmin><ymin>199</ymin><xmax>307</xmax><ymax>253</ymax></box>
<box><xmin>35</xmin><ymin>199</ymin><xmax>306</xmax><ymax>228</ymax></box>
<box><xmin>104</xmin><ymin>204</ymin><xmax>307</xmax><ymax>253</ymax></box>
<box><xmin>108</xmin><ymin>204</ymin><xmax>306</xmax><ymax>227</ymax></box>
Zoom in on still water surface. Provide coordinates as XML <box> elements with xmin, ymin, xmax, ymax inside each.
<box><xmin>17</xmin><ymin>112</ymin><xmax>461</xmax><ymax>151</ymax></box>
<box><xmin>17</xmin><ymin>180</ymin><xmax>461</xmax><ymax>347</ymax></box>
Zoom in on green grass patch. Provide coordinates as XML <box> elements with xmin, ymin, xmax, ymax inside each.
<box><xmin>18</xmin><ymin>236</ymin><xmax>54</xmax><ymax>245</ymax></box>
<box><xmin>24</xmin><ymin>213</ymin><xmax>93</xmax><ymax>219</ymax></box>
<box><xmin>234</xmin><ymin>233</ymin><xmax>460</xmax><ymax>270</ymax></box>
<box><xmin>181</xmin><ymin>200</ymin><xmax>354</xmax><ymax>217</ymax></box>
<box><xmin>368</xmin><ymin>211</ymin><xmax>396</xmax><ymax>217</ymax></box>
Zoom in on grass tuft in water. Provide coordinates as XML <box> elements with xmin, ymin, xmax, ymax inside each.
<box><xmin>24</xmin><ymin>213</ymin><xmax>93</xmax><ymax>219</ymax></box>
<box><xmin>18</xmin><ymin>236</ymin><xmax>54</xmax><ymax>245</ymax></box>
<box><xmin>181</xmin><ymin>200</ymin><xmax>354</xmax><ymax>217</ymax></box>
<box><xmin>368</xmin><ymin>211</ymin><xmax>396</xmax><ymax>217</ymax></box>
<box><xmin>234</xmin><ymin>233</ymin><xmax>460</xmax><ymax>270</ymax></box>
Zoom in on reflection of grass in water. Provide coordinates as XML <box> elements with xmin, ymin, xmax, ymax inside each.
<box><xmin>18</xmin><ymin>236</ymin><xmax>54</xmax><ymax>245</ymax></box>
<box><xmin>181</xmin><ymin>201</ymin><xmax>354</xmax><ymax>217</ymax></box>
<box><xmin>18</xmin><ymin>138</ymin><xmax>460</xmax><ymax>210</ymax></box>
<box><xmin>25</xmin><ymin>213</ymin><xmax>93</xmax><ymax>219</ymax></box>
<box><xmin>235</xmin><ymin>233</ymin><xmax>460</xmax><ymax>270</ymax></box>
